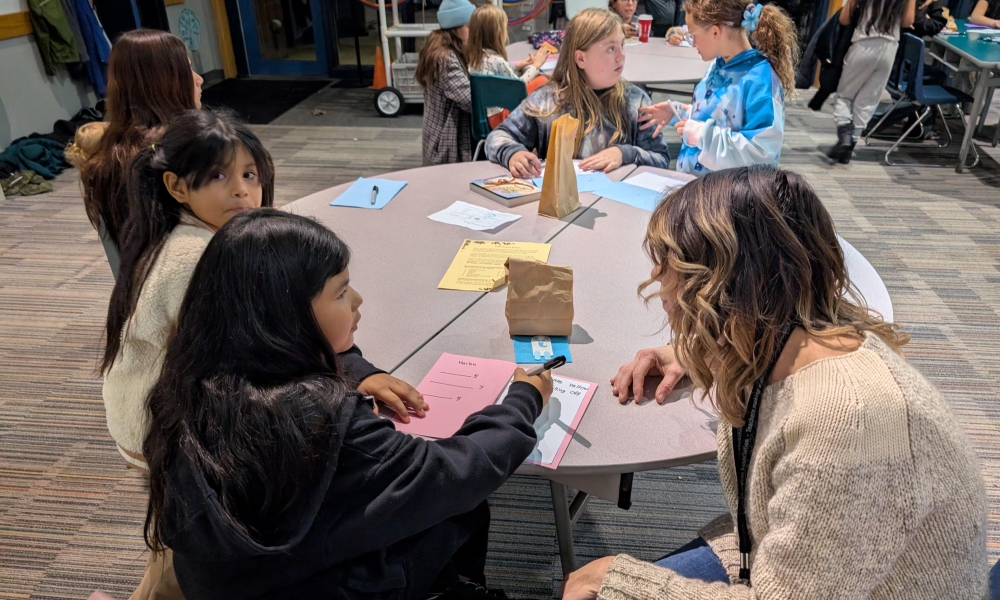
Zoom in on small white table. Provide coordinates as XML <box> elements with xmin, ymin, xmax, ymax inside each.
<box><xmin>506</xmin><ymin>38</ymin><xmax>709</xmax><ymax>86</ymax></box>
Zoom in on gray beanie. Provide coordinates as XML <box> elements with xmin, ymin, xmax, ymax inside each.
<box><xmin>437</xmin><ymin>0</ymin><xmax>475</xmax><ymax>29</ymax></box>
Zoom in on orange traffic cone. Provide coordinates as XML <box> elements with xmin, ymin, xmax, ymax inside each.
<box><xmin>372</xmin><ymin>46</ymin><xmax>388</xmax><ymax>89</ymax></box>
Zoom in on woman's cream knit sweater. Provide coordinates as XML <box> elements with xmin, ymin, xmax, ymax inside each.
<box><xmin>103</xmin><ymin>220</ymin><xmax>214</xmax><ymax>469</ymax></box>
<box><xmin>600</xmin><ymin>334</ymin><xmax>988</xmax><ymax>599</ymax></box>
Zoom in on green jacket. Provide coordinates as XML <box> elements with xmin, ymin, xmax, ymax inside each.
<box><xmin>28</xmin><ymin>0</ymin><xmax>80</xmax><ymax>76</ymax></box>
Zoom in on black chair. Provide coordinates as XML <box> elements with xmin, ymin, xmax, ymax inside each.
<box><xmin>865</xmin><ymin>34</ymin><xmax>979</xmax><ymax>167</ymax></box>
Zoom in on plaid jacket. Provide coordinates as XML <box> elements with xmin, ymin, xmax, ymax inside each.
<box><xmin>421</xmin><ymin>53</ymin><xmax>473</xmax><ymax>165</ymax></box>
<box><xmin>485</xmin><ymin>83</ymin><xmax>670</xmax><ymax>170</ymax></box>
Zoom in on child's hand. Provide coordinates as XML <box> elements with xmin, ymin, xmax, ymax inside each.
<box><xmin>358</xmin><ymin>373</ymin><xmax>428</xmax><ymax>423</ymax></box>
<box><xmin>638</xmin><ymin>102</ymin><xmax>675</xmax><ymax>137</ymax></box>
<box><xmin>674</xmin><ymin>118</ymin><xmax>688</xmax><ymax>136</ymax></box>
<box><xmin>513</xmin><ymin>368</ymin><xmax>554</xmax><ymax>406</ymax></box>
<box><xmin>515</xmin><ymin>56</ymin><xmax>533</xmax><ymax>70</ymax></box>
<box><xmin>531</xmin><ymin>48</ymin><xmax>551</xmax><ymax>70</ymax></box>
<box><xmin>509</xmin><ymin>150</ymin><xmax>543</xmax><ymax>178</ymax></box>
<box><xmin>578</xmin><ymin>147</ymin><xmax>623</xmax><ymax>173</ymax></box>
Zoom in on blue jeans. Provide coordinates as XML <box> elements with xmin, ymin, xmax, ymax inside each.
<box><xmin>654</xmin><ymin>537</ymin><xmax>729</xmax><ymax>584</ymax></box>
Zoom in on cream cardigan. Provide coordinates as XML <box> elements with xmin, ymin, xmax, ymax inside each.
<box><xmin>600</xmin><ymin>334</ymin><xmax>988</xmax><ymax>599</ymax></box>
<box><xmin>102</xmin><ymin>218</ymin><xmax>214</xmax><ymax>469</ymax></box>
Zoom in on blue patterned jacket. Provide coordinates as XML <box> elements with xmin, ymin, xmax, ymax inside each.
<box><xmin>674</xmin><ymin>48</ymin><xmax>785</xmax><ymax>176</ymax></box>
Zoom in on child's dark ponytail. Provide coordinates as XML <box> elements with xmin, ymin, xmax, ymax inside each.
<box><xmin>751</xmin><ymin>4</ymin><xmax>799</xmax><ymax>96</ymax></box>
<box><xmin>101</xmin><ymin>108</ymin><xmax>275</xmax><ymax>374</ymax></box>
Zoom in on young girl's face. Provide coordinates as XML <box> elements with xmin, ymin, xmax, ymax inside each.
<box><xmin>165</xmin><ymin>144</ymin><xmax>263</xmax><ymax>230</ymax></box>
<box><xmin>611</xmin><ymin>0</ymin><xmax>637</xmax><ymax>22</ymax></box>
<box><xmin>574</xmin><ymin>29</ymin><xmax>626</xmax><ymax>90</ymax></box>
<box><xmin>685</xmin><ymin>14</ymin><xmax>723</xmax><ymax>61</ymax></box>
<box><xmin>312</xmin><ymin>268</ymin><xmax>363</xmax><ymax>354</ymax></box>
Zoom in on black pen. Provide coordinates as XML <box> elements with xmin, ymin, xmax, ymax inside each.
<box><xmin>525</xmin><ymin>355</ymin><xmax>567</xmax><ymax>376</ymax></box>
<box><xmin>370</xmin><ymin>185</ymin><xmax>379</xmax><ymax>205</ymax></box>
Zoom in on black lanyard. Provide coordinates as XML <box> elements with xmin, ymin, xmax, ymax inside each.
<box><xmin>732</xmin><ymin>323</ymin><xmax>796</xmax><ymax>586</ymax></box>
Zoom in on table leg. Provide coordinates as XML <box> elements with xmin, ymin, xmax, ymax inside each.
<box><xmin>957</xmin><ymin>67</ymin><xmax>989</xmax><ymax>173</ymax></box>
<box><xmin>551</xmin><ymin>480</ymin><xmax>577</xmax><ymax>578</ymax></box>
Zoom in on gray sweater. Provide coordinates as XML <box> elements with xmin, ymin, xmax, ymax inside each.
<box><xmin>485</xmin><ymin>83</ymin><xmax>670</xmax><ymax>170</ymax></box>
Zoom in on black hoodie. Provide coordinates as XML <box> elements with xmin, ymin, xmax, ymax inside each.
<box><xmin>158</xmin><ymin>368</ymin><xmax>543</xmax><ymax>600</ymax></box>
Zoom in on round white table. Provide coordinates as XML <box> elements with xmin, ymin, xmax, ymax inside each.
<box><xmin>285</xmin><ymin>162</ymin><xmax>893</xmax><ymax>576</ymax></box>
<box><xmin>506</xmin><ymin>37</ymin><xmax>709</xmax><ymax>86</ymax></box>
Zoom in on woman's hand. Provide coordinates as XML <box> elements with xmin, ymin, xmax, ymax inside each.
<box><xmin>624</xmin><ymin>23</ymin><xmax>639</xmax><ymax>37</ymax></box>
<box><xmin>578</xmin><ymin>147</ymin><xmax>623</xmax><ymax>173</ymax></box>
<box><xmin>508</xmin><ymin>150</ymin><xmax>543</xmax><ymax>178</ymax></box>
<box><xmin>358</xmin><ymin>373</ymin><xmax>428</xmax><ymax>423</ymax></box>
<box><xmin>513</xmin><ymin>367</ymin><xmax>554</xmax><ymax>405</ymax></box>
<box><xmin>563</xmin><ymin>556</ymin><xmax>616</xmax><ymax>600</ymax></box>
<box><xmin>638</xmin><ymin>102</ymin><xmax>676</xmax><ymax>137</ymax></box>
<box><xmin>610</xmin><ymin>344</ymin><xmax>686</xmax><ymax>404</ymax></box>
<box><xmin>531</xmin><ymin>48</ymin><xmax>551</xmax><ymax>70</ymax></box>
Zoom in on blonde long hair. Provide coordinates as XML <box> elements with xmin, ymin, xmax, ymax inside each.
<box><xmin>683</xmin><ymin>0</ymin><xmax>798</xmax><ymax>96</ymax></box>
<box><xmin>467</xmin><ymin>5</ymin><xmax>509</xmax><ymax>71</ymax></box>
<box><xmin>640</xmin><ymin>166</ymin><xmax>907</xmax><ymax>426</ymax></box>
<box><xmin>526</xmin><ymin>8</ymin><xmax>631</xmax><ymax>150</ymax></box>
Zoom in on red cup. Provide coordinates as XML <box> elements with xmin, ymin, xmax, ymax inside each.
<box><xmin>638</xmin><ymin>14</ymin><xmax>653</xmax><ymax>43</ymax></box>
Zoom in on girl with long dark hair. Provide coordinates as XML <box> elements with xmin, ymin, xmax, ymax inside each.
<box><xmin>76</xmin><ymin>29</ymin><xmax>204</xmax><ymax>248</ymax></box>
<box><xmin>143</xmin><ymin>209</ymin><xmax>552</xmax><ymax>600</ymax></box>
<box><xmin>827</xmin><ymin>0</ymin><xmax>916</xmax><ymax>163</ymax></box>
<box><xmin>101</xmin><ymin>108</ymin><xmax>274</xmax><ymax>472</ymax></box>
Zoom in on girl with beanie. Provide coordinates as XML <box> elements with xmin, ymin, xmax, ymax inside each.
<box><xmin>416</xmin><ymin>0</ymin><xmax>476</xmax><ymax>165</ymax></box>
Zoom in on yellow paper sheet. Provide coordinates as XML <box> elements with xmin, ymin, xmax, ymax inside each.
<box><xmin>438</xmin><ymin>240</ymin><xmax>552</xmax><ymax>292</ymax></box>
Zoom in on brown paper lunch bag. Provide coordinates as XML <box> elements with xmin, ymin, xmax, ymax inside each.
<box><xmin>538</xmin><ymin>113</ymin><xmax>582</xmax><ymax>220</ymax></box>
<box><xmin>504</xmin><ymin>257</ymin><xmax>574</xmax><ymax>336</ymax></box>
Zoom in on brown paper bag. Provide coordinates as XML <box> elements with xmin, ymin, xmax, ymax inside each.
<box><xmin>504</xmin><ymin>258</ymin><xmax>574</xmax><ymax>336</ymax></box>
<box><xmin>538</xmin><ymin>114</ymin><xmax>582</xmax><ymax>220</ymax></box>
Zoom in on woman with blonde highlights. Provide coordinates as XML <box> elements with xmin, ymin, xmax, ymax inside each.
<box><xmin>485</xmin><ymin>8</ymin><xmax>669</xmax><ymax>178</ymax></box>
<box><xmin>564</xmin><ymin>166</ymin><xmax>987</xmax><ymax>600</ymax></box>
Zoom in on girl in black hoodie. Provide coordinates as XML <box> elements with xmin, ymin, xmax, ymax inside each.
<box><xmin>142</xmin><ymin>209</ymin><xmax>552</xmax><ymax>600</ymax></box>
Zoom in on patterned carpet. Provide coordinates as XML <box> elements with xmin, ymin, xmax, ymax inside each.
<box><xmin>1</xmin><ymin>90</ymin><xmax>998</xmax><ymax>599</ymax></box>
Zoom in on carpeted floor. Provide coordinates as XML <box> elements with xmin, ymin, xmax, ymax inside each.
<box><xmin>1</xmin><ymin>91</ymin><xmax>998</xmax><ymax>599</ymax></box>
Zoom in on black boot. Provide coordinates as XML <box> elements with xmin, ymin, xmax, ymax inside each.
<box><xmin>827</xmin><ymin>124</ymin><xmax>856</xmax><ymax>164</ymax></box>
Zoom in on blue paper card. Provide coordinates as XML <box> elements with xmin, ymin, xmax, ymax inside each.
<box><xmin>330</xmin><ymin>177</ymin><xmax>407</xmax><ymax>210</ymax></box>
<box><xmin>531</xmin><ymin>172</ymin><xmax>613</xmax><ymax>193</ymax></box>
<box><xmin>592</xmin><ymin>181</ymin><xmax>662</xmax><ymax>212</ymax></box>
<box><xmin>512</xmin><ymin>335</ymin><xmax>573</xmax><ymax>364</ymax></box>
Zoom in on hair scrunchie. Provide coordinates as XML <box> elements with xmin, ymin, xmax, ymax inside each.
<box><xmin>742</xmin><ymin>3</ymin><xmax>762</xmax><ymax>31</ymax></box>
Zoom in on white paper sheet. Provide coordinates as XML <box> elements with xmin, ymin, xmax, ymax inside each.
<box><xmin>427</xmin><ymin>201</ymin><xmax>522</xmax><ymax>231</ymax></box>
<box><xmin>497</xmin><ymin>375</ymin><xmax>597</xmax><ymax>468</ymax></box>
<box><xmin>624</xmin><ymin>172</ymin><xmax>688</xmax><ymax>194</ymax></box>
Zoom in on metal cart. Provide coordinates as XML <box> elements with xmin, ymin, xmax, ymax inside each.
<box><xmin>373</xmin><ymin>0</ymin><xmax>501</xmax><ymax>116</ymax></box>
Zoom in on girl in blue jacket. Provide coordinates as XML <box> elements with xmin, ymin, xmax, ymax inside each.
<box><xmin>638</xmin><ymin>0</ymin><xmax>798</xmax><ymax>176</ymax></box>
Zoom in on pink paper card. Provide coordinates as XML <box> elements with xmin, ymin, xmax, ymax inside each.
<box><xmin>393</xmin><ymin>353</ymin><xmax>517</xmax><ymax>438</ymax></box>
